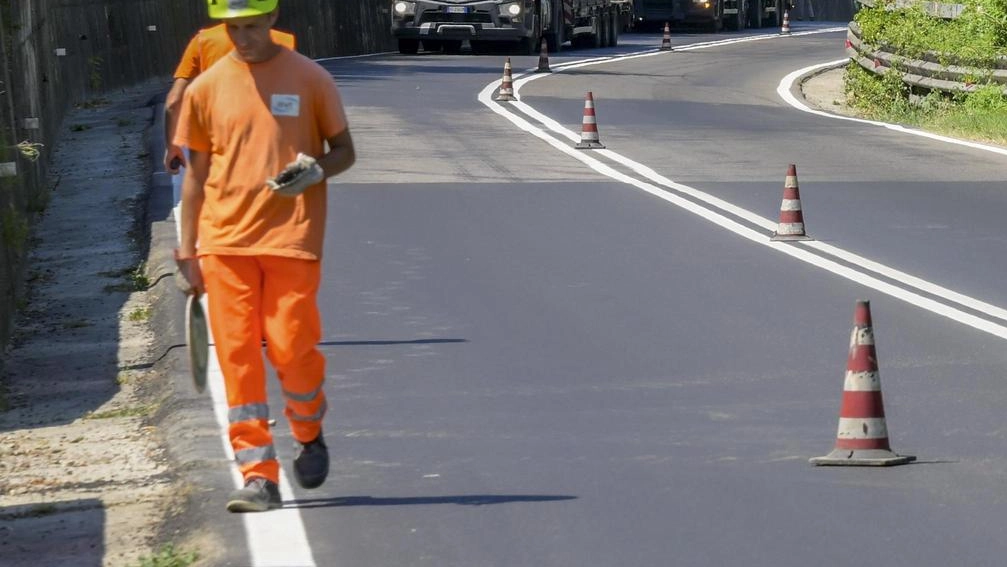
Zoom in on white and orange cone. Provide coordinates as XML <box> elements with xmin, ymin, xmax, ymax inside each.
<box><xmin>781</xmin><ymin>9</ymin><xmax>792</xmax><ymax>35</ymax></box>
<box><xmin>811</xmin><ymin>301</ymin><xmax>916</xmax><ymax>466</ymax></box>
<box><xmin>494</xmin><ymin>57</ymin><xmax>517</xmax><ymax>102</ymax></box>
<box><xmin>771</xmin><ymin>164</ymin><xmax>811</xmax><ymax>241</ymax></box>
<box><xmin>536</xmin><ymin>37</ymin><xmax>551</xmax><ymax>73</ymax></box>
<box><xmin>575</xmin><ymin>91</ymin><xmax>605</xmax><ymax>150</ymax></box>
<box><xmin>660</xmin><ymin>22</ymin><xmax>673</xmax><ymax>51</ymax></box>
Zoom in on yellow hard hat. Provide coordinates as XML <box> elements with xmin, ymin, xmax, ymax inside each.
<box><xmin>207</xmin><ymin>0</ymin><xmax>278</xmax><ymax>19</ymax></box>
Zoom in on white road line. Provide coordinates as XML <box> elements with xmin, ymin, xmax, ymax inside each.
<box><xmin>507</xmin><ymin>96</ymin><xmax>1007</xmax><ymax>324</ymax></box>
<box><xmin>174</xmin><ymin>219</ymin><xmax>317</xmax><ymax>567</ymax></box>
<box><xmin>478</xmin><ymin>32</ymin><xmax>1007</xmax><ymax>341</ymax></box>
<box><xmin>777</xmin><ymin>59</ymin><xmax>1007</xmax><ymax>157</ymax></box>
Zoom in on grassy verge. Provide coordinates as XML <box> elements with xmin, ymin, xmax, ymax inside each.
<box><xmin>845</xmin><ymin>0</ymin><xmax>1007</xmax><ymax>146</ymax></box>
<box><xmin>845</xmin><ymin>63</ymin><xmax>1007</xmax><ymax>147</ymax></box>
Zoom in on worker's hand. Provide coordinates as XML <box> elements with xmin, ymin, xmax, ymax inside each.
<box><xmin>174</xmin><ymin>249</ymin><xmax>204</xmax><ymax>296</ymax></box>
<box><xmin>266</xmin><ymin>153</ymin><xmax>325</xmax><ymax>198</ymax></box>
<box><xmin>164</xmin><ymin>145</ymin><xmax>186</xmax><ymax>174</ymax></box>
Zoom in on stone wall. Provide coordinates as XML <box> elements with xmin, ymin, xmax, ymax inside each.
<box><xmin>0</xmin><ymin>0</ymin><xmax>394</xmax><ymax>350</ymax></box>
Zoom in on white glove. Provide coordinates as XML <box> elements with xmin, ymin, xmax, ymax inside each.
<box><xmin>266</xmin><ymin>153</ymin><xmax>325</xmax><ymax>197</ymax></box>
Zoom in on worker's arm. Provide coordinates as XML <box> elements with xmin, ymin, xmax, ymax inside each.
<box><xmin>175</xmin><ymin>149</ymin><xmax>208</xmax><ymax>295</ymax></box>
<box><xmin>163</xmin><ymin>77</ymin><xmax>191</xmax><ymax>173</ymax></box>
<box><xmin>318</xmin><ymin>128</ymin><xmax>356</xmax><ymax>179</ymax></box>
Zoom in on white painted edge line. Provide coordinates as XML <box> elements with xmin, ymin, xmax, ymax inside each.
<box><xmin>174</xmin><ymin>214</ymin><xmax>316</xmax><ymax>567</ymax></box>
<box><xmin>777</xmin><ymin>59</ymin><xmax>1007</xmax><ymax>158</ymax></box>
<box><xmin>478</xmin><ymin>31</ymin><xmax>1007</xmax><ymax>342</ymax></box>
<box><xmin>314</xmin><ymin>50</ymin><xmax>398</xmax><ymax>63</ymax></box>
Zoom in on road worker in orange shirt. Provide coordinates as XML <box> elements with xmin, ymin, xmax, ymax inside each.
<box><xmin>174</xmin><ymin>0</ymin><xmax>355</xmax><ymax>512</ymax></box>
<box><xmin>163</xmin><ymin>13</ymin><xmax>296</xmax><ymax>173</ymax></box>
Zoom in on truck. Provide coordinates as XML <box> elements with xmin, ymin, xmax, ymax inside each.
<box><xmin>390</xmin><ymin>0</ymin><xmax>634</xmax><ymax>54</ymax></box>
<box><xmin>631</xmin><ymin>0</ymin><xmax>783</xmax><ymax>31</ymax></box>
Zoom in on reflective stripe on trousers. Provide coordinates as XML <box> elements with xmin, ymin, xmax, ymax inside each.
<box><xmin>202</xmin><ymin>254</ymin><xmax>326</xmax><ymax>483</ymax></box>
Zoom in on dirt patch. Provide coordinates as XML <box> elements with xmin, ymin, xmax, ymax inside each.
<box><xmin>0</xmin><ymin>81</ymin><xmax>188</xmax><ymax>567</ymax></box>
<box><xmin>801</xmin><ymin>65</ymin><xmax>858</xmax><ymax>117</ymax></box>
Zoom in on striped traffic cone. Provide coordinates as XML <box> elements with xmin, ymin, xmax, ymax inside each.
<box><xmin>575</xmin><ymin>92</ymin><xmax>605</xmax><ymax>149</ymax></box>
<box><xmin>811</xmin><ymin>301</ymin><xmax>916</xmax><ymax>466</ymax></box>
<box><xmin>494</xmin><ymin>57</ymin><xmax>517</xmax><ymax>102</ymax></box>
<box><xmin>660</xmin><ymin>22</ymin><xmax>673</xmax><ymax>51</ymax></box>
<box><xmin>781</xmin><ymin>9</ymin><xmax>792</xmax><ymax>35</ymax></box>
<box><xmin>771</xmin><ymin>164</ymin><xmax>811</xmax><ymax>241</ymax></box>
<box><xmin>536</xmin><ymin>37</ymin><xmax>551</xmax><ymax>73</ymax></box>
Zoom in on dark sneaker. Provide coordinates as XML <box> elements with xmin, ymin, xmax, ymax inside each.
<box><xmin>293</xmin><ymin>433</ymin><xmax>329</xmax><ymax>489</ymax></box>
<box><xmin>226</xmin><ymin>477</ymin><xmax>282</xmax><ymax>513</ymax></box>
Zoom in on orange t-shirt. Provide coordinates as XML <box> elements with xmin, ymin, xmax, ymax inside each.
<box><xmin>174</xmin><ymin>48</ymin><xmax>348</xmax><ymax>260</ymax></box>
<box><xmin>173</xmin><ymin>24</ymin><xmax>297</xmax><ymax>80</ymax></box>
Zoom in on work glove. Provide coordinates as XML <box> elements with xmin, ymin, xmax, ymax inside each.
<box><xmin>266</xmin><ymin>153</ymin><xmax>325</xmax><ymax>198</ymax></box>
<box><xmin>174</xmin><ymin>249</ymin><xmax>204</xmax><ymax>296</ymax></box>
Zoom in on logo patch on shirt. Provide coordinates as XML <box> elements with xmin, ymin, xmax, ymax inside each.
<box><xmin>271</xmin><ymin>94</ymin><xmax>300</xmax><ymax>117</ymax></box>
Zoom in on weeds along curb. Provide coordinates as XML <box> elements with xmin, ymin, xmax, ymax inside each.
<box><xmin>140</xmin><ymin>94</ymin><xmax>235</xmax><ymax>565</ymax></box>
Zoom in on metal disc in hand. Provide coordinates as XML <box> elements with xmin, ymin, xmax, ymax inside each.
<box><xmin>186</xmin><ymin>295</ymin><xmax>209</xmax><ymax>393</ymax></box>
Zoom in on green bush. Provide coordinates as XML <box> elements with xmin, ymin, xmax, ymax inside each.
<box><xmin>855</xmin><ymin>0</ymin><xmax>1007</xmax><ymax>67</ymax></box>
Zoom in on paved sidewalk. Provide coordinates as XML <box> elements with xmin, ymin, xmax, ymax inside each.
<box><xmin>0</xmin><ymin>80</ymin><xmax>210</xmax><ymax>566</ymax></box>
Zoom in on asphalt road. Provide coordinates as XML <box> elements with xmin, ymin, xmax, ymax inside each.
<box><xmin>213</xmin><ymin>27</ymin><xmax>1007</xmax><ymax>566</ymax></box>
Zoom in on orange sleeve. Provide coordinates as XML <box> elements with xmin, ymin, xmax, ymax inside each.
<box><xmin>174</xmin><ymin>87</ymin><xmax>212</xmax><ymax>152</ymax></box>
<box><xmin>173</xmin><ymin>34</ymin><xmax>202</xmax><ymax>80</ymax></box>
<box><xmin>313</xmin><ymin>72</ymin><xmax>348</xmax><ymax>139</ymax></box>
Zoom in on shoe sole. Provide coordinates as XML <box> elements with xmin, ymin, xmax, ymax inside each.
<box><xmin>294</xmin><ymin>466</ymin><xmax>329</xmax><ymax>489</ymax></box>
<box><xmin>226</xmin><ymin>499</ymin><xmax>281</xmax><ymax>513</ymax></box>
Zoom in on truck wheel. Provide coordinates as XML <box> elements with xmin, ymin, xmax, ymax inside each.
<box><xmin>770</xmin><ymin>0</ymin><xmax>782</xmax><ymax>27</ymax></box>
<box><xmin>708</xmin><ymin>2</ymin><xmax>723</xmax><ymax>31</ymax></box>
<box><xmin>609</xmin><ymin>11</ymin><xmax>620</xmax><ymax>46</ymax></box>
<box><xmin>593</xmin><ymin>15</ymin><xmax>605</xmax><ymax>48</ymax></box>
<box><xmin>398</xmin><ymin>39</ymin><xmax>419</xmax><ymax>54</ymax></box>
<box><xmin>545</xmin><ymin>33</ymin><xmax>559</xmax><ymax>53</ymax></box>
<box><xmin>749</xmin><ymin>0</ymin><xmax>763</xmax><ymax>28</ymax></box>
<box><xmin>725</xmin><ymin>1</ymin><xmax>745</xmax><ymax>29</ymax></box>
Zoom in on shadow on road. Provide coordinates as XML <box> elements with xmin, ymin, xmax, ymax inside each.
<box><xmin>318</xmin><ymin>338</ymin><xmax>467</xmax><ymax>347</ymax></box>
<box><xmin>0</xmin><ymin>498</ymin><xmax>105</xmax><ymax>567</ymax></box>
<box><xmin>286</xmin><ymin>494</ymin><xmax>577</xmax><ymax>509</ymax></box>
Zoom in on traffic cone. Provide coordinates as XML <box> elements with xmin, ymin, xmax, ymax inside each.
<box><xmin>810</xmin><ymin>301</ymin><xmax>916</xmax><ymax>466</ymax></box>
<box><xmin>575</xmin><ymin>91</ymin><xmax>605</xmax><ymax>150</ymax></box>
<box><xmin>536</xmin><ymin>37</ymin><xmax>551</xmax><ymax>73</ymax></box>
<box><xmin>781</xmin><ymin>9</ymin><xmax>792</xmax><ymax>35</ymax></box>
<box><xmin>494</xmin><ymin>57</ymin><xmax>517</xmax><ymax>102</ymax></box>
<box><xmin>771</xmin><ymin>164</ymin><xmax>811</xmax><ymax>241</ymax></box>
<box><xmin>660</xmin><ymin>22</ymin><xmax>673</xmax><ymax>51</ymax></box>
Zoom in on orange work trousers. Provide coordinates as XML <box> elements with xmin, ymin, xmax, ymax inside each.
<box><xmin>201</xmin><ymin>254</ymin><xmax>327</xmax><ymax>484</ymax></box>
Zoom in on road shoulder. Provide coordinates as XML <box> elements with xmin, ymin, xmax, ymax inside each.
<box><xmin>0</xmin><ymin>80</ymin><xmax>227</xmax><ymax>566</ymax></box>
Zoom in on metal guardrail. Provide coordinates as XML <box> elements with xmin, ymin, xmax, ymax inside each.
<box><xmin>846</xmin><ymin>21</ymin><xmax>1007</xmax><ymax>94</ymax></box>
<box><xmin>856</xmin><ymin>0</ymin><xmax>964</xmax><ymax>19</ymax></box>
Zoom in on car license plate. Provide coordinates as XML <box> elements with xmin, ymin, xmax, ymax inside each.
<box><xmin>446</xmin><ymin>6</ymin><xmax>469</xmax><ymax>13</ymax></box>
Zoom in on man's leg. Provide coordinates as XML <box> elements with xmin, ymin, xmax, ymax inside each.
<box><xmin>202</xmin><ymin>255</ymin><xmax>281</xmax><ymax>511</ymax></box>
<box><xmin>260</xmin><ymin>256</ymin><xmax>328</xmax><ymax>488</ymax></box>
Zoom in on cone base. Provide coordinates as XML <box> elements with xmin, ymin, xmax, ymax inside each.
<box><xmin>536</xmin><ymin>66</ymin><xmax>551</xmax><ymax>73</ymax></box>
<box><xmin>576</xmin><ymin>141</ymin><xmax>606</xmax><ymax>150</ymax></box>
<box><xmin>810</xmin><ymin>449</ymin><xmax>916</xmax><ymax>466</ymax></box>
<box><xmin>771</xmin><ymin>232</ymin><xmax>812</xmax><ymax>241</ymax></box>
<box><xmin>660</xmin><ymin>46</ymin><xmax>673</xmax><ymax>52</ymax></box>
<box><xmin>494</xmin><ymin>94</ymin><xmax>517</xmax><ymax>102</ymax></box>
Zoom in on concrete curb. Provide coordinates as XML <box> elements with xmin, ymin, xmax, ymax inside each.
<box><xmin>141</xmin><ymin>96</ymin><xmax>250</xmax><ymax>566</ymax></box>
